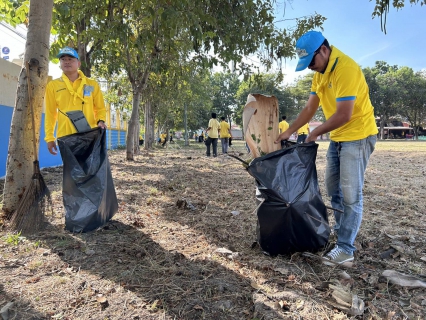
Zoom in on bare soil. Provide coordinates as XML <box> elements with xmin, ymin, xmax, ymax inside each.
<box><xmin>1</xmin><ymin>140</ymin><xmax>425</xmax><ymax>320</ymax></box>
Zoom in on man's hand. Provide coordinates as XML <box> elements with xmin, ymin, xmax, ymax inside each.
<box><xmin>97</xmin><ymin>120</ymin><xmax>107</xmax><ymax>129</ymax></box>
<box><xmin>47</xmin><ymin>141</ymin><xmax>58</xmax><ymax>155</ymax></box>
<box><xmin>274</xmin><ymin>131</ymin><xmax>292</xmax><ymax>144</ymax></box>
<box><xmin>305</xmin><ymin>133</ymin><xmax>318</xmax><ymax>143</ymax></box>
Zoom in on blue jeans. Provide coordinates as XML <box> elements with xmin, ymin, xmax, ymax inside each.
<box><xmin>297</xmin><ymin>134</ymin><xmax>307</xmax><ymax>143</ymax></box>
<box><xmin>206</xmin><ymin>138</ymin><xmax>218</xmax><ymax>157</ymax></box>
<box><xmin>221</xmin><ymin>138</ymin><xmax>229</xmax><ymax>154</ymax></box>
<box><xmin>325</xmin><ymin>135</ymin><xmax>376</xmax><ymax>255</ymax></box>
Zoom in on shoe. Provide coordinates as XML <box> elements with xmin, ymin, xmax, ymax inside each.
<box><xmin>322</xmin><ymin>246</ymin><xmax>354</xmax><ymax>266</ymax></box>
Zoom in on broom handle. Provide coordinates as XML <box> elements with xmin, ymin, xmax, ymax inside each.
<box><xmin>25</xmin><ymin>61</ymin><xmax>39</xmax><ymax>167</ymax></box>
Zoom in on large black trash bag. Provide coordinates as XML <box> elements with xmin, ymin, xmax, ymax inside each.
<box><xmin>247</xmin><ymin>142</ymin><xmax>330</xmax><ymax>256</ymax></box>
<box><xmin>58</xmin><ymin>128</ymin><xmax>118</xmax><ymax>232</ymax></box>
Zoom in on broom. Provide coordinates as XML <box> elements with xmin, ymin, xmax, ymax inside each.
<box><xmin>9</xmin><ymin>61</ymin><xmax>51</xmax><ymax>234</ymax></box>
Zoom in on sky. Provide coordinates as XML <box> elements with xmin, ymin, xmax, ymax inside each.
<box><xmin>1</xmin><ymin>1</ymin><xmax>425</xmax><ymax>83</ymax></box>
<box><xmin>274</xmin><ymin>0</ymin><xmax>426</xmax><ymax>84</ymax></box>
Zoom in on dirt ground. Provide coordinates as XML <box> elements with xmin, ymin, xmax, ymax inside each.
<box><xmin>1</xmin><ymin>140</ymin><xmax>425</xmax><ymax>320</ymax></box>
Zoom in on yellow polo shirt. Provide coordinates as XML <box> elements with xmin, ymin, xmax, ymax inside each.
<box><xmin>208</xmin><ymin>118</ymin><xmax>220</xmax><ymax>138</ymax></box>
<box><xmin>311</xmin><ymin>46</ymin><xmax>378</xmax><ymax>141</ymax></box>
<box><xmin>220</xmin><ymin>120</ymin><xmax>231</xmax><ymax>138</ymax></box>
<box><xmin>44</xmin><ymin>70</ymin><xmax>106</xmax><ymax>142</ymax></box>
<box><xmin>297</xmin><ymin>123</ymin><xmax>310</xmax><ymax>135</ymax></box>
<box><xmin>279</xmin><ymin>120</ymin><xmax>289</xmax><ymax>133</ymax></box>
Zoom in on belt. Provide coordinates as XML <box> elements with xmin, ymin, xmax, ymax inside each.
<box><xmin>299</xmin><ymin>132</ymin><xmax>307</xmax><ymax>134</ymax></box>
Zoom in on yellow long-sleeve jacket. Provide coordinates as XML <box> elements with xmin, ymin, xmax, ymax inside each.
<box><xmin>44</xmin><ymin>70</ymin><xmax>106</xmax><ymax>142</ymax></box>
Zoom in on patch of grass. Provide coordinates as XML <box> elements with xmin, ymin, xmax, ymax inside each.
<box><xmin>54</xmin><ymin>239</ymin><xmax>72</xmax><ymax>248</ymax></box>
<box><xmin>53</xmin><ymin>275</ymin><xmax>69</xmax><ymax>285</ymax></box>
<box><xmin>33</xmin><ymin>240</ymin><xmax>42</xmax><ymax>248</ymax></box>
<box><xmin>4</xmin><ymin>232</ymin><xmax>22</xmax><ymax>246</ymax></box>
<box><xmin>27</xmin><ymin>260</ymin><xmax>43</xmax><ymax>271</ymax></box>
<box><xmin>315</xmin><ymin>139</ymin><xmax>426</xmax><ymax>152</ymax></box>
<box><xmin>149</xmin><ymin>187</ymin><xmax>158</xmax><ymax>196</ymax></box>
<box><xmin>374</xmin><ymin>140</ymin><xmax>426</xmax><ymax>152</ymax></box>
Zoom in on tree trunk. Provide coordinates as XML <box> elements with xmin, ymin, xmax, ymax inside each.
<box><xmin>134</xmin><ymin>130</ymin><xmax>139</xmax><ymax>153</ymax></box>
<box><xmin>124</xmin><ymin>69</ymin><xmax>149</xmax><ymax>157</ymax></box>
<box><xmin>184</xmin><ymin>103</ymin><xmax>189</xmax><ymax>146</ymax></box>
<box><xmin>144</xmin><ymin>100</ymin><xmax>155</xmax><ymax>149</ymax></box>
<box><xmin>379</xmin><ymin>116</ymin><xmax>385</xmax><ymax>140</ymax></box>
<box><xmin>126</xmin><ymin>91</ymin><xmax>140</xmax><ymax>160</ymax></box>
<box><xmin>135</xmin><ymin>120</ymin><xmax>140</xmax><ymax>154</ymax></box>
<box><xmin>2</xmin><ymin>0</ymin><xmax>54</xmax><ymax>217</ymax></box>
<box><xmin>76</xmin><ymin>18</ymin><xmax>92</xmax><ymax>77</ymax></box>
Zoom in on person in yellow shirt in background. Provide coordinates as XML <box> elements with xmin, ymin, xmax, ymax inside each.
<box><xmin>44</xmin><ymin>47</ymin><xmax>107</xmax><ymax>155</ymax></box>
<box><xmin>160</xmin><ymin>132</ymin><xmax>168</xmax><ymax>147</ymax></box>
<box><xmin>278</xmin><ymin>115</ymin><xmax>290</xmax><ymax>147</ymax></box>
<box><xmin>296</xmin><ymin>123</ymin><xmax>310</xmax><ymax>143</ymax></box>
<box><xmin>205</xmin><ymin>113</ymin><xmax>220</xmax><ymax>157</ymax></box>
<box><xmin>219</xmin><ymin>116</ymin><xmax>231</xmax><ymax>154</ymax></box>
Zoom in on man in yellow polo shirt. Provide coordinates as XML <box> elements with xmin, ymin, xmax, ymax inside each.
<box><xmin>275</xmin><ymin>31</ymin><xmax>378</xmax><ymax>266</ymax></box>
<box><xmin>296</xmin><ymin>122</ymin><xmax>310</xmax><ymax>143</ymax></box>
<box><xmin>278</xmin><ymin>115</ymin><xmax>289</xmax><ymax>147</ymax></box>
<box><xmin>219</xmin><ymin>116</ymin><xmax>231</xmax><ymax>154</ymax></box>
<box><xmin>205</xmin><ymin>112</ymin><xmax>220</xmax><ymax>157</ymax></box>
<box><xmin>160</xmin><ymin>132</ymin><xmax>167</xmax><ymax>147</ymax></box>
<box><xmin>44</xmin><ymin>47</ymin><xmax>107</xmax><ymax>155</ymax></box>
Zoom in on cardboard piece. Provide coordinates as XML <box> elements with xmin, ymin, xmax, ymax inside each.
<box><xmin>243</xmin><ymin>94</ymin><xmax>280</xmax><ymax>158</ymax></box>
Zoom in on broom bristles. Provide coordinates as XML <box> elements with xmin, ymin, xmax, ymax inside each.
<box><xmin>9</xmin><ymin>172</ymin><xmax>52</xmax><ymax>235</ymax></box>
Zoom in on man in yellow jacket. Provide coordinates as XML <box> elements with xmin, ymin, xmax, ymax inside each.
<box><xmin>44</xmin><ymin>47</ymin><xmax>107</xmax><ymax>155</ymax></box>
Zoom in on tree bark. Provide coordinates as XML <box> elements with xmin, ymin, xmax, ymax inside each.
<box><xmin>2</xmin><ymin>0</ymin><xmax>54</xmax><ymax>217</ymax></box>
<box><xmin>126</xmin><ymin>91</ymin><xmax>140</xmax><ymax>160</ymax></box>
<box><xmin>184</xmin><ymin>103</ymin><xmax>189</xmax><ymax>146</ymax></box>
<box><xmin>76</xmin><ymin>18</ymin><xmax>92</xmax><ymax>78</ymax></box>
<box><xmin>379</xmin><ymin>116</ymin><xmax>386</xmax><ymax>140</ymax></box>
<box><xmin>144</xmin><ymin>100</ymin><xmax>155</xmax><ymax>149</ymax></box>
<box><xmin>124</xmin><ymin>68</ymin><xmax>149</xmax><ymax>158</ymax></box>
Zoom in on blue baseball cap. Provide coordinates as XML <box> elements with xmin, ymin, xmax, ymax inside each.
<box><xmin>57</xmin><ymin>47</ymin><xmax>79</xmax><ymax>60</ymax></box>
<box><xmin>295</xmin><ymin>31</ymin><xmax>325</xmax><ymax>71</ymax></box>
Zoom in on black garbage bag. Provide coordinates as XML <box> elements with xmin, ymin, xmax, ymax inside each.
<box><xmin>58</xmin><ymin>128</ymin><xmax>118</xmax><ymax>232</ymax></box>
<box><xmin>247</xmin><ymin>142</ymin><xmax>330</xmax><ymax>256</ymax></box>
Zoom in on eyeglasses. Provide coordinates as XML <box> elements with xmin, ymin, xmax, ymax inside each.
<box><xmin>308</xmin><ymin>47</ymin><xmax>321</xmax><ymax>68</ymax></box>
